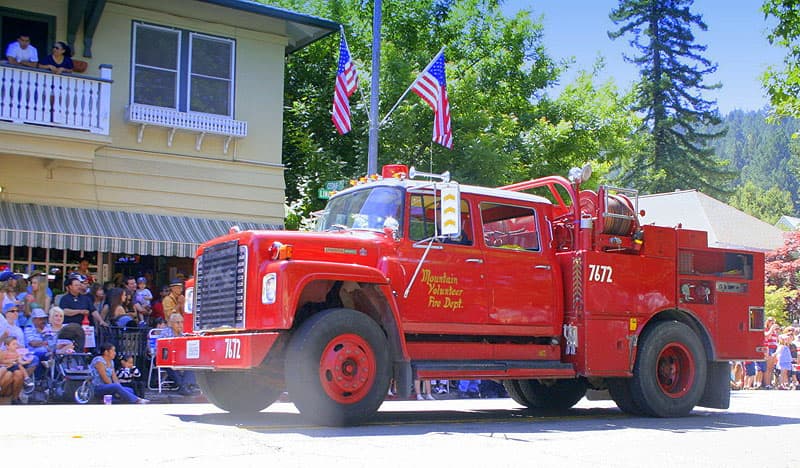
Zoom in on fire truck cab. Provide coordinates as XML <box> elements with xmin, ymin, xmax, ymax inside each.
<box><xmin>157</xmin><ymin>164</ymin><xmax>765</xmax><ymax>426</ymax></box>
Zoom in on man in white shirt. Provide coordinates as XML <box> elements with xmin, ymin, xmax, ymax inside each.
<box><xmin>5</xmin><ymin>34</ymin><xmax>38</xmax><ymax>67</ymax></box>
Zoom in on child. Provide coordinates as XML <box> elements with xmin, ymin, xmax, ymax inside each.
<box><xmin>775</xmin><ymin>334</ymin><xmax>793</xmax><ymax>390</ymax></box>
<box><xmin>116</xmin><ymin>354</ymin><xmax>144</xmax><ymax>398</ymax></box>
<box><xmin>0</xmin><ymin>336</ymin><xmax>27</xmax><ymax>400</ymax></box>
<box><xmin>1</xmin><ymin>336</ymin><xmax>33</xmax><ymax>401</ymax></box>
<box><xmin>133</xmin><ymin>277</ymin><xmax>153</xmax><ymax>324</ymax></box>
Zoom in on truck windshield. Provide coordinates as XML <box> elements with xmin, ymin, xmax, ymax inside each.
<box><xmin>318</xmin><ymin>186</ymin><xmax>405</xmax><ymax>233</ymax></box>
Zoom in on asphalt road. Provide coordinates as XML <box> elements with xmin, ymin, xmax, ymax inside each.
<box><xmin>5</xmin><ymin>390</ymin><xmax>800</xmax><ymax>467</ymax></box>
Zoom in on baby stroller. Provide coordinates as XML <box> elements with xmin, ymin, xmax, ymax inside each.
<box><xmin>37</xmin><ymin>323</ymin><xmax>94</xmax><ymax>404</ymax></box>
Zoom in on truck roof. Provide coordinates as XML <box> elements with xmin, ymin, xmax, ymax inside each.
<box><xmin>333</xmin><ymin>178</ymin><xmax>553</xmax><ymax>206</ymax></box>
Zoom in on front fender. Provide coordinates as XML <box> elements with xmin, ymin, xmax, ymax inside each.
<box><xmin>249</xmin><ymin>260</ymin><xmax>389</xmax><ymax>330</ymax></box>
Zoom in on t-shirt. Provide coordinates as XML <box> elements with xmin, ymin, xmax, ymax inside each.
<box><xmin>90</xmin><ymin>355</ymin><xmax>114</xmax><ymax>387</ymax></box>
<box><xmin>5</xmin><ymin>324</ymin><xmax>25</xmax><ymax>348</ymax></box>
<box><xmin>24</xmin><ymin>325</ymin><xmax>48</xmax><ymax>354</ymax></box>
<box><xmin>5</xmin><ymin>41</ymin><xmax>38</xmax><ymax>63</ymax></box>
<box><xmin>0</xmin><ymin>314</ymin><xmax>8</xmax><ymax>340</ymax></box>
<box><xmin>776</xmin><ymin>345</ymin><xmax>793</xmax><ymax>370</ymax></box>
<box><xmin>116</xmin><ymin>366</ymin><xmax>142</xmax><ymax>383</ymax></box>
<box><xmin>39</xmin><ymin>54</ymin><xmax>73</xmax><ymax>71</ymax></box>
<box><xmin>59</xmin><ymin>293</ymin><xmax>95</xmax><ymax>325</ymax></box>
<box><xmin>134</xmin><ymin>288</ymin><xmax>153</xmax><ymax>307</ymax></box>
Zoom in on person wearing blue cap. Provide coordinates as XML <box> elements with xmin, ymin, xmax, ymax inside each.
<box><xmin>0</xmin><ymin>271</ymin><xmax>22</xmax><ymax>282</ymax></box>
<box><xmin>133</xmin><ymin>277</ymin><xmax>153</xmax><ymax>325</ymax></box>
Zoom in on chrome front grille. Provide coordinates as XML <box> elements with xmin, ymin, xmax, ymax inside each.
<box><xmin>195</xmin><ymin>240</ymin><xmax>247</xmax><ymax>329</ymax></box>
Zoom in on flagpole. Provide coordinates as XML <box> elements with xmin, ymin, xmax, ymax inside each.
<box><xmin>366</xmin><ymin>0</ymin><xmax>381</xmax><ymax>175</ymax></box>
<box><xmin>379</xmin><ymin>46</ymin><xmax>445</xmax><ymax>128</ymax></box>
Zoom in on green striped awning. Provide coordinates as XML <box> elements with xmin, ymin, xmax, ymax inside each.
<box><xmin>0</xmin><ymin>202</ymin><xmax>280</xmax><ymax>258</ymax></box>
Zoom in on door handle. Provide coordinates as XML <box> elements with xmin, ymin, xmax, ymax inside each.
<box><xmin>534</xmin><ymin>265</ymin><xmax>551</xmax><ymax>270</ymax></box>
<box><xmin>466</xmin><ymin>258</ymin><xmax>483</xmax><ymax>264</ymax></box>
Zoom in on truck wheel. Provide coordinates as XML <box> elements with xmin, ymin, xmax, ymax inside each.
<box><xmin>631</xmin><ymin>321</ymin><xmax>707</xmax><ymax>417</ymax></box>
<box><xmin>607</xmin><ymin>378</ymin><xmax>646</xmax><ymax>416</ymax></box>
<box><xmin>197</xmin><ymin>370</ymin><xmax>281</xmax><ymax>413</ymax></box>
<box><xmin>286</xmin><ymin>308</ymin><xmax>390</xmax><ymax>426</ymax></box>
<box><xmin>503</xmin><ymin>380</ymin><xmax>535</xmax><ymax>407</ymax></box>
<box><xmin>516</xmin><ymin>378</ymin><xmax>587</xmax><ymax>410</ymax></box>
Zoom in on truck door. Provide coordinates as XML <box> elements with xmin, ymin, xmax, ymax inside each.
<box><xmin>478</xmin><ymin>201</ymin><xmax>561</xmax><ymax>335</ymax></box>
<box><xmin>396</xmin><ymin>192</ymin><xmax>489</xmax><ymax>327</ymax></box>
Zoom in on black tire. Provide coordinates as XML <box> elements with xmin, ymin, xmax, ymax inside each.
<box><xmin>516</xmin><ymin>378</ymin><xmax>587</xmax><ymax>410</ymax></box>
<box><xmin>285</xmin><ymin>308</ymin><xmax>390</xmax><ymax>426</ymax></box>
<box><xmin>63</xmin><ymin>380</ymin><xmax>85</xmax><ymax>404</ymax></box>
<box><xmin>503</xmin><ymin>380</ymin><xmax>535</xmax><ymax>407</ymax></box>
<box><xmin>607</xmin><ymin>378</ymin><xmax>646</xmax><ymax>416</ymax></box>
<box><xmin>631</xmin><ymin>321</ymin><xmax>707</xmax><ymax>417</ymax></box>
<box><xmin>197</xmin><ymin>370</ymin><xmax>281</xmax><ymax>413</ymax></box>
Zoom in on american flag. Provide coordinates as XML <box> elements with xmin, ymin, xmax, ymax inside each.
<box><xmin>411</xmin><ymin>51</ymin><xmax>452</xmax><ymax>149</ymax></box>
<box><xmin>332</xmin><ymin>33</ymin><xmax>358</xmax><ymax>135</ymax></box>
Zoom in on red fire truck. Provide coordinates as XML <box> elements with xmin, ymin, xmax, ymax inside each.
<box><xmin>157</xmin><ymin>164</ymin><xmax>765</xmax><ymax>425</ymax></box>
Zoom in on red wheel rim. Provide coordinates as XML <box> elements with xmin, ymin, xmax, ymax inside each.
<box><xmin>318</xmin><ymin>333</ymin><xmax>377</xmax><ymax>404</ymax></box>
<box><xmin>655</xmin><ymin>342</ymin><xmax>695</xmax><ymax>398</ymax></box>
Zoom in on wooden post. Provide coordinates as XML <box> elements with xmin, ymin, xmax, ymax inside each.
<box><xmin>96</xmin><ymin>63</ymin><xmax>112</xmax><ymax>134</ymax></box>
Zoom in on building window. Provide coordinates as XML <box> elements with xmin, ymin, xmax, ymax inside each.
<box><xmin>132</xmin><ymin>23</ymin><xmax>180</xmax><ymax>109</ymax></box>
<box><xmin>0</xmin><ymin>246</ymin><xmax>99</xmax><ymax>294</ymax></box>
<box><xmin>132</xmin><ymin>22</ymin><xmax>235</xmax><ymax>117</ymax></box>
<box><xmin>189</xmin><ymin>33</ymin><xmax>234</xmax><ymax>116</ymax></box>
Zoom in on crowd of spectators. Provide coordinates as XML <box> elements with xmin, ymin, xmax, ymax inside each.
<box><xmin>0</xmin><ymin>265</ymin><xmax>192</xmax><ymax>404</ymax></box>
<box><xmin>732</xmin><ymin>318</ymin><xmax>800</xmax><ymax>391</ymax></box>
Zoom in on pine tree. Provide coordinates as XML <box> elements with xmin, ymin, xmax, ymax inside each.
<box><xmin>608</xmin><ymin>0</ymin><xmax>735</xmax><ymax>197</ymax></box>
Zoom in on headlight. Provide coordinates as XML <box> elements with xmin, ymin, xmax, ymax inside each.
<box><xmin>262</xmin><ymin>273</ymin><xmax>277</xmax><ymax>304</ymax></box>
<box><xmin>184</xmin><ymin>287</ymin><xmax>194</xmax><ymax>314</ymax></box>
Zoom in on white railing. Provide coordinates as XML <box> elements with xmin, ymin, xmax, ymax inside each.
<box><xmin>127</xmin><ymin>103</ymin><xmax>247</xmax><ymax>154</ymax></box>
<box><xmin>0</xmin><ymin>63</ymin><xmax>112</xmax><ymax>135</ymax></box>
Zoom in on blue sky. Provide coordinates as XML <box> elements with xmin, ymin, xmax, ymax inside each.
<box><xmin>503</xmin><ymin>0</ymin><xmax>786</xmax><ymax>114</ymax></box>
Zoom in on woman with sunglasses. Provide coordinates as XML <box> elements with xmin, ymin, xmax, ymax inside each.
<box><xmin>38</xmin><ymin>41</ymin><xmax>73</xmax><ymax>74</ymax></box>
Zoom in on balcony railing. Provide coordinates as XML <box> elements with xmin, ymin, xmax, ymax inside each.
<box><xmin>126</xmin><ymin>103</ymin><xmax>247</xmax><ymax>154</ymax></box>
<box><xmin>0</xmin><ymin>63</ymin><xmax>112</xmax><ymax>135</ymax></box>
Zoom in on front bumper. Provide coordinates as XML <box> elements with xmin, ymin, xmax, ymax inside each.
<box><xmin>156</xmin><ymin>332</ymin><xmax>280</xmax><ymax>370</ymax></box>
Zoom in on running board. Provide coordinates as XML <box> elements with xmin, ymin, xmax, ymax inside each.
<box><xmin>412</xmin><ymin>360</ymin><xmax>575</xmax><ymax>380</ymax></box>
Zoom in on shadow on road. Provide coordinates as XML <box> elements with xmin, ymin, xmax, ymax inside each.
<box><xmin>170</xmin><ymin>403</ymin><xmax>800</xmax><ymax>437</ymax></box>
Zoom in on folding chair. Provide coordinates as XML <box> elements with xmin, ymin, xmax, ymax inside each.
<box><xmin>146</xmin><ymin>328</ymin><xmax>177</xmax><ymax>392</ymax></box>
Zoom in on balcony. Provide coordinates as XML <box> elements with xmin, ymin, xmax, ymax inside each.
<box><xmin>0</xmin><ymin>63</ymin><xmax>112</xmax><ymax>135</ymax></box>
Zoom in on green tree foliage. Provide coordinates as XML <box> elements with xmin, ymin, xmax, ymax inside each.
<box><xmin>763</xmin><ymin>0</ymin><xmax>800</xmax><ymax>121</ymax></box>
<box><xmin>727</xmin><ymin>181</ymin><xmax>793</xmax><ymax>224</ymax></box>
<box><xmin>526</xmin><ymin>69</ymin><xmax>648</xmax><ymax>189</ymax></box>
<box><xmin>712</xmin><ymin>110</ymin><xmax>800</xmax><ymax>215</ymax></box>
<box><xmin>608</xmin><ymin>0</ymin><xmax>735</xmax><ymax>197</ymax></box>
<box><xmin>765</xmin><ymin>285</ymin><xmax>793</xmax><ymax>326</ymax></box>
<box><xmin>269</xmin><ymin>0</ymin><xmax>644</xmax><ymax>221</ymax></box>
